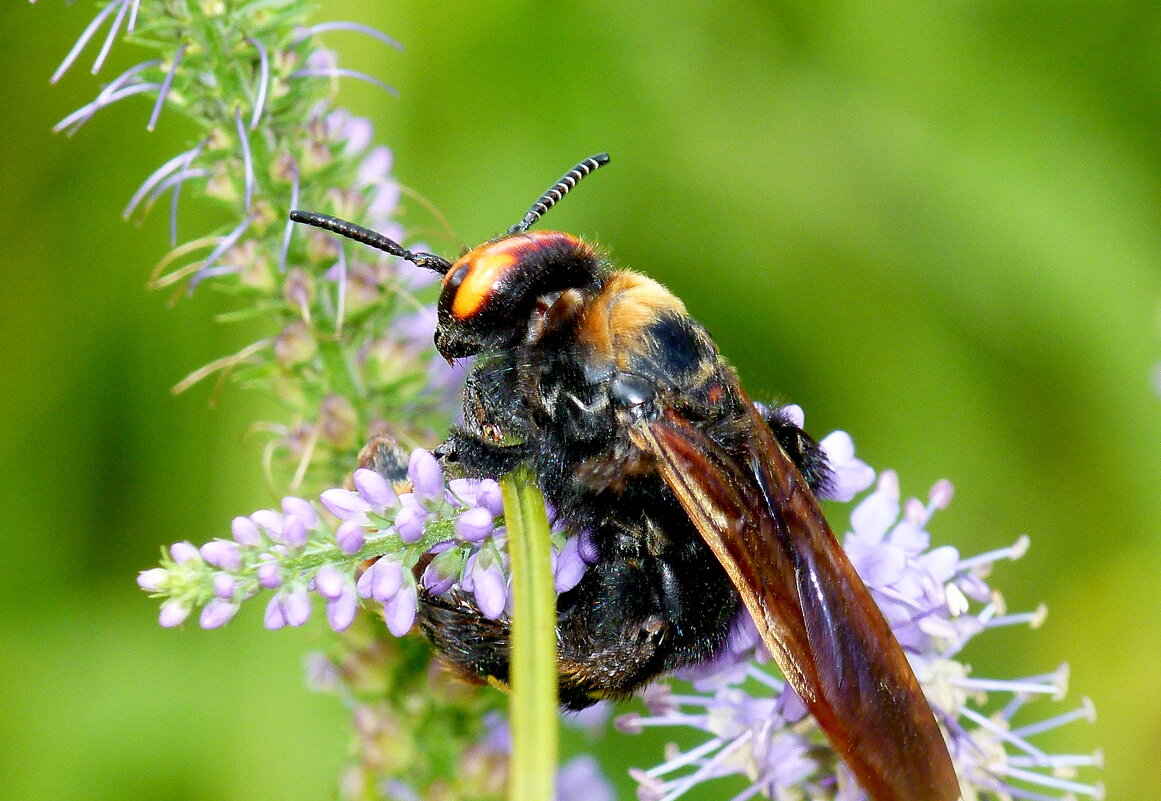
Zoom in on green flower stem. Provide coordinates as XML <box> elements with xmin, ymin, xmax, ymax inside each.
<box><xmin>500</xmin><ymin>468</ymin><xmax>558</xmax><ymax>801</ymax></box>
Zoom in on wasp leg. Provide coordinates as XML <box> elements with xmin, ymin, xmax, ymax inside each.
<box><xmin>434</xmin><ymin>429</ymin><xmax>534</xmax><ymax>480</ymax></box>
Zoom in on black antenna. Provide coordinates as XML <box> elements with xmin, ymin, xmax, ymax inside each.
<box><xmin>507</xmin><ymin>153</ymin><xmax>610</xmax><ymax>235</ymax></box>
<box><xmin>289</xmin><ymin>210</ymin><xmax>451</xmax><ymax>274</ymax></box>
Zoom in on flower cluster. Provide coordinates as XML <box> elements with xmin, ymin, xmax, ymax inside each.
<box><xmin>50</xmin><ymin>0</ymin><xmax>461</xmax><ymax>495</ymax></box>
<box><xmin>139</xmin><ymin>447</ymin><xmax>590</xmax><ymax>637</ymax></box>
<box><xmin>619</xmin><ymin>462</ymin><xmax>1102</xmax><ymax>801</ymax></box>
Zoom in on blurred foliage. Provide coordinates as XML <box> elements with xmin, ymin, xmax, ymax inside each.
<box><xmin>2</xmin><ymin>1</ymin><xmax>1157</xmax><ymax>799</ymax></box>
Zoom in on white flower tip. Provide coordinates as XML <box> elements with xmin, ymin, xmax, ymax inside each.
<box><xmin>1029</xmin><ymin>602</ymin><xmax>1049</xmax><ymax>629</ymax></box>
<box><xmin>878</xmin><ymin>469</ymin><xmax>900</xmax><ymax>498</ymax></box>
<box><xmin>929</xmin><ymin>478</ymin><xmax>954</xmax><ymax>509</ymax></box>
<box><xmin>1051</xmin><ymin>662</ymin><xmax>1071</xmax><ymax>698</ymax></box>
<box><xmin>1081</xmin><ymin>697</ymin><xmax>1098</xmax><ymax>724</ymax></box>
<box><xmin>1093</xmin><ymin>781</ymin><xmax>1107</xmax><ymax>801</ymax></box>
<box><xmin>614</xmin><ymin>713</ymin><xmax>643</xmax><ymax>734</ymax></box>
<box><xmin>137</xmin><ymin>568</ymin><xmax>168</xmax><ymax>592</ymax></box>
<box><xmin>1010</xmin><ymin>534</ymin><xmax>1031</xmax><ymax>560</ymax></box>
<box><xmin>159</xmin><ymin>600</ymin><xmax>191</xmax><ymax>628</ymax></box>
<box><xmin>944</xmin><ymin>583</ymin><xmax>969</xmax><ymax>617</ymax></box>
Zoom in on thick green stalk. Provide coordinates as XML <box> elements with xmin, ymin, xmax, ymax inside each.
<box><xmin>500</xmin><ymin>469</ymin><xmax>558</xmax><ymax>801</ymax></box>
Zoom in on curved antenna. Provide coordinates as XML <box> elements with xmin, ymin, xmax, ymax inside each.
<box><xmin>507</xmin><ymin>153</ymin><xmax>610</xmax><ymax>235</ymax></box>
<box><xmin>289</xmin><ymin>209</ymin><xmax>451</xmax><ymax>274</ymax></box>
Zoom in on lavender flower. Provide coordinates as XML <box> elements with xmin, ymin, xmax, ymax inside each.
<box><xmin>621</xmin><ymin>436</ymin><xmax>1101</xmax><ymax>801</ymax></box>
<box><xmin>139</xmin><ymin>447</ymin><xmax>590</xmax><ymax>640</ymax></box>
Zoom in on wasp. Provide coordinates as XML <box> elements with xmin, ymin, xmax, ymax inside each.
<box><xmin>290</xmin><ymin>155</ymin><xmax>958</xmax><ymax>801</ymax></box>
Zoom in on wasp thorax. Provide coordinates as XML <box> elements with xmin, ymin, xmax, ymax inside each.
<box><xmin>433</xmin><ymin>231</ymin><xmax>603</xmax><ymax>360</ymax></box>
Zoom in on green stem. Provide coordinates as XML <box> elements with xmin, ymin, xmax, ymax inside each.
<box><xmin>500</xmin><ymin>468</ymin><xmax>558</xmax><ymax>801</ymax></box>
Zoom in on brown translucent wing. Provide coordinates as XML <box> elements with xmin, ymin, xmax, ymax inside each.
<box><xmin>628</xmin><ymin>396</ymin><xmax>958</xmax><ymax>801</ymax></box>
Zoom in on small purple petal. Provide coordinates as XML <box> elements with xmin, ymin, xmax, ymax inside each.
<box><xmin>394</xmin><ymin>496</ymin><xmax>428</xmax><ymax>543</ymax></box>
<box><xmin>335</xmin><ymin>520</ymin><xmax>365</xmax><ymax>554</ymax></box>
<box><xmin>357</xmin><ymin>145</ymin><xmax>393</xmax><ymax>185</ymax></box>
<box><xmin>320</xmin><ymin>488</ymin><xmax>372</xmax><ymax>520</ymax></box>
<box><xmin>473</xmin><ymin>560</ymin><xmax>508</xmax><ymax>620</ymax></box>
<box><xmin>281</xmin><ymin>496</ymin><xmax>319</xmax><ymax>528</ymax></box>
<box><xmin>849</xmin><ymin>484</ymin><xmax>900</xmax><ymax>542</ymax></box>
<box><xmin>326</xmin><ymin>585</ymin><xmax>358</xmax><ymax>631</ymax></box>
<box><xmin>199</xmin><ymin>599</ymin><xmax>239</xmax><ymax>629</ymax></box>
<box><xmin>354</xmin><ymin>468</ymin><xmax>397</xmax><ymax>508</ymax></box>
<box><xmin>231</xmin><ymin>515</ymin><xmax>263</xmax><ymax>546</ymax></box>
<box><xmin>159</xmin><ymin>600</ymin><xmax>190</xmax><ymax>628</ymax></box>
<box><xmin>554</xmin><ymin>536</ymin><xmax>588</xmax><ymax>594</ymax></box>
<box><xmin>477</xmin><ymin>479</ymin><xmax>504</xmax><ymax>517</ymax></box>
<box><xmin>212</xmin><ymin>573</ymin><xmax>236</xmax><ymax>599</ymax></box>
<box><xmin>250</xmin><ymin>509</ymin><xmax>284</xmax><ymax>537</ymax></box>
<box><xmin>170</xmin><ymin>541</ymin><xmax>199</xmax><ymax>564</ymax></box>
<box><xmin>257</xmin><ymin>560</ymin><xmax>282</xmax><ymax>589</ymax></box>
<box><xmin>408</xmin><ymin>449</ymin><xmax>443</xmax><ymax>500</ymax></box>
<box><xmin>264</xmin><ymin>595</ymin><xmax>287</xmax><ymax>629</ymax></box>
<box><xmin>370</xmin><ymin>559</ymin><xmax>403</xmax><ymax>603</ymax></box>
<box><xmin>314</xmin><ymin>565</ymin><xmax>346</xmax><ymax>600</ymax></box>
<box><xmin>382</xmin><ymin>584</ymin><xmax>417</xmax><ymax>636</ymax></box>
<box><xmin>281</xmin><ymin>514</ymin><xmax>308</xmax><ymax>548</ymax></box>
<box><xmin>780</xmin><ymin>403</ymin><xmax>806</xmax><ymax>428</ymax></box>
<box><xmin>356</xmin><ymin>564</ymin><xmax>374</xmax><ymax>599</ymax></box>
<box><xmin>577</xmin><ymin>529</ymin><xmax>600</xmax><ymax>565</ymax></box>
<box><xmin>455</xmin><ymin>506</ymin><xmax>495</xmax><ymax>543</ymax></box>
<box><xmin>556</xmin><ymin>755</ymin><xmax>615</xmax><ymax>801</ymax></box>
<box><xmin>421</xmin><ymin>559</ymin><xmax>457</xmax><ymax>595</ymax></box>
<box><xmin>200</xmin><ymin>540</ymin><xmax>242</xmax><ymax>571</ymax></box>
<box><xmin>283</xmin><ymin>587</ymin><xmax>311</xmax><ymax>627</ymax></box>
<box><xmin>137</xmin><ymin>568</ymin><xmax>168</xmax><ymax>591</ymax></box>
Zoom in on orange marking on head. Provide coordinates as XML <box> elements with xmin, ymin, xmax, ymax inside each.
<box><xmin>445</xmin><ymin>240</ymin><xmax>522</xmax><ymax>320</ymax></box>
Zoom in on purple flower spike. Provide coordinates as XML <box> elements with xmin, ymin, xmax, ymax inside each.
<box><xmin>314</xmin><ymin>565</ymin><xmax>346</xmax><ymax>600</ymax></box>
<box><xmin>326</xmin><ymin>585</ymin><xmax>358</xmax><ymax>632</ymax></box>
<box><xmin>281</xmin><ymin>496</ymin><xmax>319</xmax><ymax>528</ymax></box>
<box><xmin>200</xmin><ymin>540</ymin><xmax>242</xmax><ymax>571</ymax></box>
<box><xmin>170</xmin><ymin>541</ymin><xmax>200</xmax><ymax>564</ymax></box>
<box><xmin>281</xmin><ymin>513</ymin><xmax>308</xmax><ymax>548</ymax></box>
<box><xmin>159</xmin><ymin>599</ymin><xmax>191</xmax><ymax>628</ymax></box>
<box><xmin>212</xmin><ymin>573</ymin><xmax>235</xmax><ymax>599</ymax></box>
<box><xmin>408</xmin><ymin>448</ymin><xmax>443</xmax><ymax>500</ymax></box>
<box><xmin>231</xmin><ymin>515</ymin><xmax>262</xmax><ymax>546</ymax></box>
<box><xmin>200</xmin><ymin>599</ymin><xmax>239</xmax><ymax>629</ymax></box>
<box><xmin>394</xmin><ymin>495</ymin><xmax>428</xmax><ymax>543</ymax></box>
<box><xmin>354</xmin><ymin>468</ymin><xmax>397</xmax><ymax>508</ymax></box>
<box><xmin>257</xmin><ymin>560</ymin><xmax>282</xmax><ymax>589</ymax></box>
<box><xmin>263</xmin><ymin>595</ymin><xmax>287</xmax><ymax>630</ymax></box>
<box><xmin>382</xmin><ymin>583</ymin><xmax>417</xmax><ymax>636</ymax></box>
<box><xmin>335</xmin><ymin>520</ymin><xmax>365</xmax><ymax>554</ymax></box>
<box><xmin>320</xmin><ymin>488</ymin><xmax>372</xmax><ymax>520</ymax></box>
<box><xmin>554</xmin><ymin>536</ymin><xmax>588</xmax><ymax>594</ymax></box>
<box><xmin>472</xmin><ymin>558</ymin><xmax>508</xmax><ymax>620</ymax></box>
<box><xmin>282</xmin><ymin>587</ymin><xmax>311</xmax><ymax>627</ymax></box>
<box><xmin>137</xmin><ymin>568</ymin><xmax>167</xmax><ymax>592</ymax></box>
<box><xmin>455</xmin><ymin>506</ymin><xmax>494</xmax><ymax>543</ymax></box>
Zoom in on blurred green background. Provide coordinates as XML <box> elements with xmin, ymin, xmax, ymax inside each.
<box><xmin>2</xmin><ymin>1</ymin><xmax>1156</xmax><ymax>799</ymax></box>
